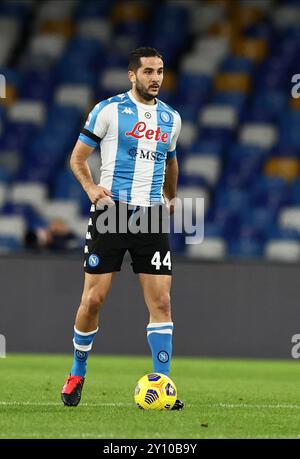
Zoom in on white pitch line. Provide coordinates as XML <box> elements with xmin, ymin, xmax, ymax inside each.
<box><xmin>0</xmin><ymin>401</ymin><xmax>132</xmax><ymax>407</ymax></box>
<box><xmin>0</xmin><ymin>401</ymin><xmax>300</xmax><ymax>409</ymax></box>
<box><xmin>203</xmin><ymin>403</ymin><xmax>300</xmax><ymax>410</ymax></box>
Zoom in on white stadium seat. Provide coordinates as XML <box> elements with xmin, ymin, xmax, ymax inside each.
<box><xmin>183</xmin><ymin>155</ymin><xmax>221</xmax><ymax>186</ymax></box>
<box><xmin>239</xmin><ymin>123</ymin><xmax>278</xmax><ymax>149</ymax></box>
<box><xmin>41</xmin><ymin>200</ymin><xmax>80</xmax><ymax>226</ymax></box>
<box><xmin>200</xmin><ymin>105</ymin><xmax>237</xmax><ymax>128</ymax></box>
<box><xmin>77</xmin><ymin>19</ymin><xmax>112</xmax><ymax>44</ymax></box>
<box><xmin>177</xmin><ymin>122</ymin><xmax>197</xmax><ymax>149</ymax></box>
<box><xmin>10</xmin><ymin>183</ymin><xmax>48</xmax><ymax>210</ymax></box>
<box><xmin>265</xmin><ymin>240</ymin><xmax>300</xmax><ymax>262</ymax></box>
<box><xmin>279</xmin><ymin>207</ymin><xmax>300</xmax><ymax>232</ymax></box>
<box><xmin>0</xmin><ymin>216</ymin><xmax>25</xmax><ymax>240</ymax></box>
<box><xmin>29</xmin><ymin>33</ymin><xmax>67</xmax><ymax>60</ymax></box>
<box><xmin>101</xmin><ymin>69</ymin><xmax>129</xmax><ymax>91</ymax></box>
<box><xmin>55</xmin><ymin>85</ymin><xmax>92</xmax><ymax>110</ymax></box>
<box><xmin>8</xmin><ymin>101</ymin><xmax>46</xmax><ymax>126</ymax></box>
<box><xmin>186</xmin><ymin>237</ymin><xmax>227</xmax><ymax>260</ymax></box>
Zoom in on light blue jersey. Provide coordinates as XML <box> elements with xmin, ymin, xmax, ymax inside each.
<box><xmin>79</xmin><ymin>90</ymin><xmax>181</xmax><ymax>206</ymax></box>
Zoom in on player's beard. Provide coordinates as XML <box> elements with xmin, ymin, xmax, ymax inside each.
<box><xmin>135</xmin><ymin>79</ymin><xmax>159</xmax><ymax>102</ymax></box>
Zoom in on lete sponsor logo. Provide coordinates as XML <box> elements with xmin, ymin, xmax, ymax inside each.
<box><xmin>125</xmin><ymin>121</ymin><xmax>169</xmax><ymax>143</ymax></box>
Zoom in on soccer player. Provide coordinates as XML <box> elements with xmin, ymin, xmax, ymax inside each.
<box><xmin>61</xmin><ymin>47</ymin><xmax>183</xmax><ymax>410</ymax></box>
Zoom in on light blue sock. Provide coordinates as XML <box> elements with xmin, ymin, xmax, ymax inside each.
<box><xmin>70</xmin><ymin>326</ymin><xmax>98</xmax><ymax>377</ymax></box>
<box><xmin>146</xmin><ymin>322</ymin><xmax>174</xmax><ymax>376</ymax></box>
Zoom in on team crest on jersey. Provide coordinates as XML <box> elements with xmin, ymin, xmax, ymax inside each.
<box><xmin>160</xmin><ymin>111</ymin><xmax>172</xmax><ymax>124</ymax></box>
<box><xmin>88</xmin><ymin>254</ymin><xmax>100</xmax><ymax>267</ymax></box>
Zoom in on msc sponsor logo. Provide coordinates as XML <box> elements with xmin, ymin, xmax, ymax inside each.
<box><xmin>125</xmin><ymin>121</ymin><xmax>169</xmax><ymax>143</ymax></box>
<box><xmin>128</xmin><ymin>147</ymin><xmax>165</xmax><ymax>162</ymax></box>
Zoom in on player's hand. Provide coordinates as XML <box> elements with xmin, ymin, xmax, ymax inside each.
<box><xmin>165</xmin><ymin>197</ymin><xmax>176</xmax><ymax>215</ymax></box>
<box><xmin>86</xmin><ymin>184</ymin><xmax>113</xmax><ymax>207</ymax></box>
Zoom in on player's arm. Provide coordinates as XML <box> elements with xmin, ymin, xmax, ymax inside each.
<box><xmin>70</xmin><ymin>139</ymin><xmax>112</xmax><ymax>204</ymax></box>
<box><xmin>163</xmin><ymin>156</ymin><xmax>179</xmax><ymax>214</ymax></box>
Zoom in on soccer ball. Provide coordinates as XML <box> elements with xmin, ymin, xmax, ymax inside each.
<box><xmin>134</xmin><ymin>373</ymin><xmax>177</xmax><ymax>410</ymax></box>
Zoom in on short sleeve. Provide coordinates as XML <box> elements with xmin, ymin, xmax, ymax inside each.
<box><xmin>79</xmin><ymin>101</ymin><xmax>110</xmax><ymax>147</ymax></box>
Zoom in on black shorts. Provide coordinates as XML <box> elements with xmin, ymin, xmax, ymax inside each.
<box><xmin>84</xmin><ymin>200</ymin><xmax>172</xmax><ymax>275</ymax></box>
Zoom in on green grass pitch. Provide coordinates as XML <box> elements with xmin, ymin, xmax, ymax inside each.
<box><xmin>0</xmin><ymin>354</ymin><xmax>300</xmax><ymax>439</ymax></box>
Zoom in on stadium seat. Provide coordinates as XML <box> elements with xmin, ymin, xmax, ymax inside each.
<box><xmin>279</xmin><ymin>207</ymin><xmax>300</xmax><ymax>233</ymax></box>
<box><xmin>239</xmin><ymin>123</ymin><xmax>278</xmax><ymax>148</ymax></box>
<box><xmin>0</xmin><ymin>235</ymin><xmax>22</xmax><ymax>253</ymax></box>
<box><xmin>177</xmin><ymin>122</ymin><xmax>197</xmax><ymax>149</ymax></box>
<box><xmin>215</xmin><ymin>72</ymin><xmax>251</xmax><ymax>92</ymax></box>
<box><xmin>0</xmin><ymin>215</ymin><xmax>25</xmax><ymax>241</ymax></box>
<box><xmin>265</xmin><ymin>240</ymin><xmax>300</xmax><ymax>262</ymax></box>
<box><xmin>10</xmin><ymin>183</ymin><xmax>48</xmax><ymax>210</ymax></box>
<box><xmin>77</xmin><ymin>18</ymin><xmax>112</xmax><ymax>45</ymax></box>
<box><xmin>264</xmin><ymin>157</ymin><xmax>300</xmax><ymax>182</ymax></box>
<box><xmin>101</xmin><ymin>68</ymin><xmax>129</xmax><ymax>92</ymax></box>
<box><xmin>200</xmin><ymin>105</ymin><xmax>237</xmax><ymax>128</ymax></box>
<box><xmin>186</xmin><ymin>237</ymin><xmax>226</xmax><ymax>260</ymax></box>
<box><xmin>41</xmin><ymin>200</ymin><xmax>80</xmax><ymax>226</ymax></box>
<box><xmin>182</xmin><ymin>155</ymin><xmax>221</xmax><ymax>186</ymax></box>
<box><xmin>54</xmin><ymin>84</ymin><xmax>92</xmax><ymax>110</ymax></box>
<box><xmin>8</xmin><ymin>101</ymin><xmax>46</xmax><ymax>126</ymax></box>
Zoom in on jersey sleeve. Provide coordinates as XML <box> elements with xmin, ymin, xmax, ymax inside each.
<box><xmin>167</xmin><ymin>112</ymin><xmax>182</xmax><ymax>159</ymax></box>
<box><xmin>79</xmin><ymin>101</ymin><xmax>110</xmax><ymax>148</ymax></box>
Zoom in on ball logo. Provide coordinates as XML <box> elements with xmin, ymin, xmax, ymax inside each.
<box><xmin>158</xmin><ymin>351</ymin><xmax>169</xmax><ymax>363</ymax></box>
<box><xmin>160</xmin><ymin>111</ymin><xmax>171</xmax><ymax>124</ymax></box>
<box><xmin>75</xmin><ymin>350</ymin><xmax>87</xmax><ymax>361</ymax></box>
<box><xmin>88</xmin><ymin>254</ymin><xmax>100</xmax><ymax>267</ymax></box>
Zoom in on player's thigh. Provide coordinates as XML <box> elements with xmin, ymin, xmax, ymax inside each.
<box><xmin>81</xmin><ymin>272</ymin><xmax>115</xmax><ymax>305</ymax></box>
<box><xmin>139</xmin><ymin>273</ymin><xmax>172</xmax><ymax>307</ymax></box>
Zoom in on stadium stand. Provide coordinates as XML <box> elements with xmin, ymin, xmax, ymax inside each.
<box><xmin>0</xmin><ymin>0</ymin><xmax>299</xmax><ymax>262</ymax></box>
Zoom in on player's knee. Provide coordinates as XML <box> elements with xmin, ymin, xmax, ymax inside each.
<box><xmin>82</xmin><ymin>290</ymin><xmax>106</xmax><ymax>315</ymax></box>
<box><xmin>154</xmin><ymin>292</ymin><xmax>171</xmax><ymax>318</ymax></box>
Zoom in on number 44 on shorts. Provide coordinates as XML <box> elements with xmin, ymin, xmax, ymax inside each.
<box><xmin>151</xmin><ymin>251</ymin><xmax>172</xmax><ymax>270</ymax></box>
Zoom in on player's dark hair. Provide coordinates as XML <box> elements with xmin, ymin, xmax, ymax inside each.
<box><xmin>128</xmin><ymin>47</ymin><xmax>163</xmax><ymax>71</ymax></box>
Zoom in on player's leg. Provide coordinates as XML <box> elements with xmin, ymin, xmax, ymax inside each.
<box><xmin>139</xmin><ymin>272</ymin><xmax>184</xmax><ymax>410</ymax></box>
<box><xmin>139</xmin><ymin>273</ymin><xmax>173</xmax><ymax>376</ymax></box>
<box><xmin>61</xmin><ymin>272</ymin><xmax>114</xmax><ymax>406</ymax></box>
<box><xmin>71</xmin><ymin>272</ymin><xmax>114</xmax><ymax>375</ymax></box>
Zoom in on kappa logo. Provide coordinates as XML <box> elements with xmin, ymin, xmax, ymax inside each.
<box><xmin>122</xmin><ymin>107</ymin><xmax>134</xmax><ymax>115</ymax></box>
